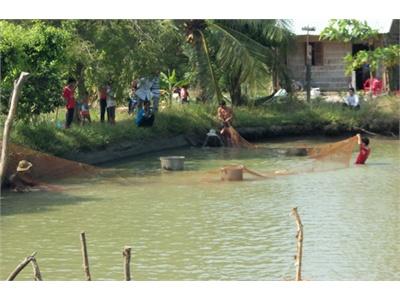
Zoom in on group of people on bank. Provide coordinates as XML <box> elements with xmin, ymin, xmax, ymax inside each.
<box><xmin>62</xmin><ymin>73</ymin><xmax>161</xmax><ymax>129</ymax></box>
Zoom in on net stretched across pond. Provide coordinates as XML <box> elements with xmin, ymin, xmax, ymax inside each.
<box><xmin>205</xmin><ymin>134</ymin><xmax>359</xmax><ymax>180</ymax></box>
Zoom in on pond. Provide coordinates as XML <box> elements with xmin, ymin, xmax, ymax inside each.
<box><xmin>1</xmin><ymin>137</ymin><xmax>399</xmax><ymax>280</ymax></box>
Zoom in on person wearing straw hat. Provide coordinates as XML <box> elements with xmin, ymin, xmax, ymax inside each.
<box><xmin>202</xmin><ymin>129</ymin><xmax>224</xmax><ymax>147</ymax></box>
<box><xmin>8</xmin><ymin>160</ymin><xmax>39</xmax><ymax>192</ymax></box>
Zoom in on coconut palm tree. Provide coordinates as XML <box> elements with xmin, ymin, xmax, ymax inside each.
<box><xmin>178</xmin><ymin>19</ymin><xmax>293</xmax><ymax>105</ymax></box>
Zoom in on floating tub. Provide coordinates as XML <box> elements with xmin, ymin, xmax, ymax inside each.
<box><xmin>220</xmin><ymin>165</ymin><xmax>244</xmax><ymax>181</ymax></box>
<box><xmin>160</xmin><ymin>156</ymin><xmax>185</xmax><ymax>171</ymax></box>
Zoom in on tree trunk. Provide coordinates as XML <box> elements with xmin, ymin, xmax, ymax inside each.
<box><xmin>369</xmin><ymin>70</ymin><xmax>374</xmax><ymax>96</ymax></box>
<box><xmin>0</xmin><ymin>72</ymin><xmax>30</xmax><ymax>187</ymax></box>
<box><xmin>229</xmin><ymin>70</ymin><xmax>243</xmax><ymax>106</ymax></box>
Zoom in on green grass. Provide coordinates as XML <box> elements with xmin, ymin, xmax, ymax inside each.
<box><xmin>3</xmin><ymin>96</ymin><xmax>399</xmax><ymax>157</ymax></box>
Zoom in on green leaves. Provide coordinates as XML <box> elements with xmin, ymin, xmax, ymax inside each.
<box><xmin>0</xmin><ymin>21</ymin><xmax>72</xmax><ymax>119</ymax></box>
<box><xmin>343</xmin><ymin>45</ymin><xmax>400</xmax><ymax>75</ymax></box>
<box><xmin>320</xmin><ymin>19</ymin><xmax>379</xmax><ymax>43</ymax></box>
<box><xmin>181</xmin><ymin>19</ymin><xmax>292</xmax><ymax>105</ymax></box>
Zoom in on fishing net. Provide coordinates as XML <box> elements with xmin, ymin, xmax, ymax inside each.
<box><xmin>226</xmin><ymin>126</ymin><xmax>257</xmax><ymax>148</ymax></box>
<box><xmin>2</xmin><ymin>143</ymin><xmax>100</xmax><ymax>182</ymax></box>
<box><xmin>205</xmin><ymin>135</ymin><xmax>358</xmax><ymax>181</ymax></box>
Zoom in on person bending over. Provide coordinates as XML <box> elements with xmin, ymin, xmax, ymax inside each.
<box><xmin>135</xmin><ymin>100</ymin><xmax>155</xmax><ymax>127</ymax></box>
<box><xmin>217</xmin><ymin>101</ymin><xmax>233</xmax><ymax>146</ymax></box>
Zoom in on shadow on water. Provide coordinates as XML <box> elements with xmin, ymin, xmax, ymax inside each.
<box><xmin>0</xmin><ymin>188</ymin><xmax>103</xmax><ymax>216</ymax></box>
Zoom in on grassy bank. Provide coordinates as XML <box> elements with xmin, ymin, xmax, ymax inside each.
<box><xmin>4</xmin><ymin>95</ymin><xmax>399</xmax><ymax>157</ymax></box>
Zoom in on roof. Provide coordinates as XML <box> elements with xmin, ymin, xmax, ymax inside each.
<box><xmin>290</xmin><ymin>19</ymin><xmax>393</xmax><ymax>35</ymax></box>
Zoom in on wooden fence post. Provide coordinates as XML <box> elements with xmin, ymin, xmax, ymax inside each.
<box><xmin>291</xmin><ymin>207</ymin><xmax>304</xmax><ymax>281</ymax></box>
<box><xmin>123</xmin><ymin>246</ymin><xmax>132</xmax><ymax>281</ymax></box>
<box><xmin>0</xmin><ymin>72</ymin><xmax>30</xmax><ymax>186</ymax></box>
<box><xmin>80</xmin><ymin>232</ymin><xmax>91</xmax><ymax>281</ymax></box>
<box><xmin>6</xmin><ymin>252</ymin><xmax>38</xmax><ymax>281</ymax></box>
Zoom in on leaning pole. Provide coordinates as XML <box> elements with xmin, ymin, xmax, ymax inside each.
<box><xmin>0</xmin><ymin>72</ymin><xmax>30</xmax><ymax>186</ymax></box>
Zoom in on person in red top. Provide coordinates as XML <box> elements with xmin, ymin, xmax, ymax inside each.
<box><xmin>63</xmin><ymin>78</ymin><xmax>77</xmax><ymax>128</ymax></box>
<box><xmin>355</xmin><ymin>133</ymin><xmax>371</xmax><ymax>164</ymax></box>
<box><xmin>98</xmin><ymin>84</ymin><xmax>108</xmax><ymax>122</ymax></box>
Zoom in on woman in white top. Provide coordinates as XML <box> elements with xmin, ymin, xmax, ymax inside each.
<box><xmin>106</xmin><ymin>83</ymin><xmax>117</xmax><ymax>124</ymax></box>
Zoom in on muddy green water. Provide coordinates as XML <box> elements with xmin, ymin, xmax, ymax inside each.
<box><xmin>1</xmin><ymin>138</ymin><xmax>399</xmax><ymax>280</ymax></box>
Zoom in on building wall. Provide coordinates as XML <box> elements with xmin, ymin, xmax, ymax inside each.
<box><xmin>287</xmin><ymin>36</ymin><xmax>352</xmax><ymax>91</ymax></box>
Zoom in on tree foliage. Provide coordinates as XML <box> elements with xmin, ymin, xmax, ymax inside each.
<box><xmin>0</xmin><ymin>21</ymin><xmax>72</xmax><ymax>119</ymax></box>
<box><xmin>320</xmin><ymin>19</ymin><xmax>379</xmax><ymax>43</ymax></box>
<box><xmin>344</xmin><ymin>45</ymin><xmax>400</xmax><ymax>76</ymax></box>
<box><xmin>178</xmin><ymin>19</ymin><xmax>293</xmax><ymax>106</ymax></box>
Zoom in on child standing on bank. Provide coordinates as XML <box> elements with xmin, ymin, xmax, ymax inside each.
<box><xmin>80</xmin><ymin>92</ymin><xmax>91</xmax><ymax>125</ymax></box>
<box><xmin>355</xmin><ymin>133</ymin><xmax>371</xmax><ymax>164</ymax></box>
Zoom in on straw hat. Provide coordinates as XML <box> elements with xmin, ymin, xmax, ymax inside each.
<box><xmin>16</xmin><ymin>160</ymin><xmax>33</xmax><ymax>172</ymax></box>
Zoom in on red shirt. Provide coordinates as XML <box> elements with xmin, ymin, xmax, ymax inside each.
<box><xmin>99</xmin><ymin>87</ymin><xmax>107</xmax><ymax>100</ymax></box>
<box><xmin>355</xmin><ymin>144</ymin><xmax>370</xmax><ymax>164</ymax></box>
<box><xmin>63</xmin><ymin>86</ymin><xmax>75</xmax><ymax>109</ymax></box>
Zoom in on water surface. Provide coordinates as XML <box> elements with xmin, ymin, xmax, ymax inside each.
<box><xmin>1</xmin><ymin>137</ymin><xmax>399</xmax><ymax>280</ymax></box>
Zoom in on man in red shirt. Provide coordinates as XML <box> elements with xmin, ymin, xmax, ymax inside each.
<box><xmin>355</xmin><ymin>133</ymin><xmax>371</xmax><ymax>164</ymax></box>
<box><xmin>63</xmin><ymin>78</ymin><xmax>77</xmax><ymax>128</ymax></box>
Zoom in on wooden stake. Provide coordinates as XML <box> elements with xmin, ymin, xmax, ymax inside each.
<box><xmin>30</xmin><ymin>257</ymin><xmax>43</xmax><ymax>281</ymax></box>
<box><xmin>291</xmin><ymin>207</ymin><xmax>304</xmax><ymax>281</ymax></box>
<box><xmin>0</xmin><ymin>72</ymin><xmax>30</xmax><ymax>186</ymax></box>
<box><xmin>6</xmin><ymin>252</ymin><xmax>37</xmax><ymax>281</ymax></box>
<box><xmin>123</xmin><ymin>246</ymin><xmax>132</xmax><ymax>281</ymax></box>
<box><xmin>80</xmin><ymin>232</ymin><xmax>91</xmax><ymax>281</ymax></box>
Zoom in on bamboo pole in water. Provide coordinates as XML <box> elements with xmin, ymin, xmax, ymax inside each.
<box><xmin>30</xmin><ymin>256</ymin><xmax>43</xmax><ymax>281</ymax></box>
<box><xmin>6</xmin><ymin>252</ymin><xmax>37</xmax><ymax>281</ymax></box>
<box><xmin>291</xmin><ymin>207</ymin><xmax>304</xmax><ymax>281</ymax></box>
<box><xmin>123</xmin><ymin>246</ymin><xmax>132</xmax><ymax>281</ymax></box>
<box><xmin>80</xmin><ymin>232</ymin><xmax>92</xmax><ymax>281</ymax></box>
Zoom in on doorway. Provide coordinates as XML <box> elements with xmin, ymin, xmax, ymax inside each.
<box><xmin>352</xmin><ymin>44</ymin><xmax>371</xmax><ymax>90</ymax></box>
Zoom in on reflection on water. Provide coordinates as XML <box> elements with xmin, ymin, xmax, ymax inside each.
<box><xmin>1</xmin><ymin>138</ymin><xmax>399</xmax><ymax>280</ymax></box>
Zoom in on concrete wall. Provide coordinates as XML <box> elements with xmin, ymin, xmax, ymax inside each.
<box><xmin>287</xmin><ymin>36</ymin><xmax>352</xmax><ymax>91</ymax></box>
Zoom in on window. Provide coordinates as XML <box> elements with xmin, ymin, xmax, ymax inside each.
<box><xmin>304</xmin><ymin>42</ymin><xmax>323</xmax><ymax>66</ymax></box>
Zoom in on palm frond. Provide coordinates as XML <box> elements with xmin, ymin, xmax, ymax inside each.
<box><xmin>211</xmin><ymin>22</ymin><xmax>275</xmax><ymax>84</ymax></box>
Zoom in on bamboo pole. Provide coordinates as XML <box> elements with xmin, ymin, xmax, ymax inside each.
<box><xmin>291</xmin><ymin>207</ymin><xmax>304</xmax><ymax>281</ymax></box>
<box><xmin>80</xmin><ymin>232</ymin><xmax>91</xmax><ymax>281</ymax></box>
<box><xmin>123</xmin><ymin>246</ymin><xmax>132</xmax><ymax>281</ymax></box>
<box><xmin>6</xmin><ymin>252</ymin><xmax>37</xmax><ymax>281</ymax></box>
<box><xmin>30</xmin><ymin>257</ymin><xmax>43</xmax><ymax>281</ymax></box>
<box><xmin>0</xmin><ymin>72</ymin><xmax>30</xmax><ymax>186</ymax></box>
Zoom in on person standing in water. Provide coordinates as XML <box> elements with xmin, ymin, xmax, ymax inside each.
<box><xmin>355</xmin><ymin>133</ymin><xmax>371</xmax><ymax>164</ymax></box>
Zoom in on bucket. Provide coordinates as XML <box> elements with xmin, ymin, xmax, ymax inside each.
<box><xmin>160</xmin><ymin>156</ymin><xmax>185</xmax><ymax>171</ymax></box>
<box><xmin>220</xmin><ymin>165</ymin><xmax>244</xmax><ymax>181</ymax></box>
